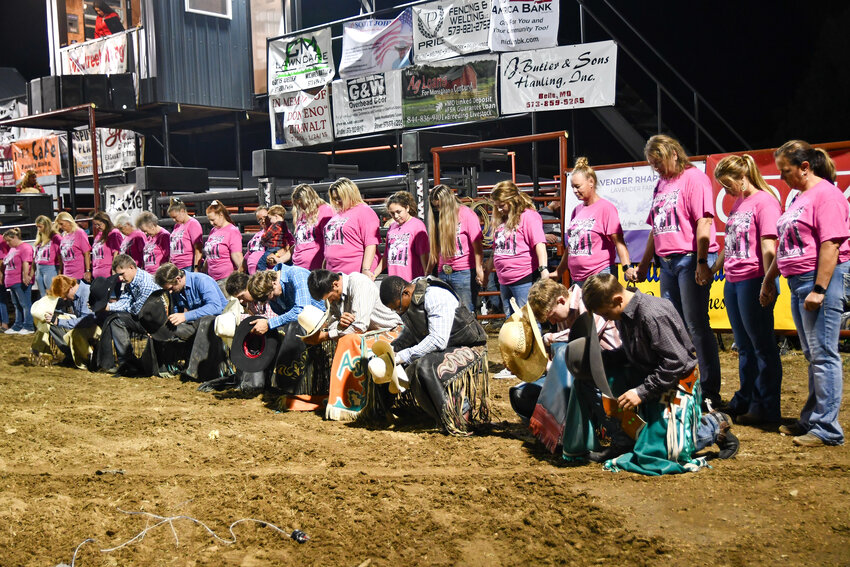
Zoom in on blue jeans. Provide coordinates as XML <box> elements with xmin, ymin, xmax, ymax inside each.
<box><xmin>572</xmin><ymin>265</ymin><xmax>614</xmax><ymax>288</ymax></box>
<box><xmin>725</xmin><ymin>276</ymin><xmax>783</xmax><ymax>421</ymax></box>
<box><xmin>786</xmin><ymin>261</ymin><xmax>850</xmax><ymax>445</ymax></box>
<box><xmin>0</xmin><ymin>285</ymin><xmax>8</xmax><ymax>325</ymax></box>
<box><xmin>500</xmin><ymin>276</ymin><xmax>533</xmax><ymax>318</ymax></box>
<box><xmin>257</xmin><ymin>248</ymin><xmax>280</xmax><ymax>272</ymax></box>
<box><xmin>658</xmin><ymin>252</ymin><xmax>722</xmax><ymax>403</ymax></box>
<box><xmin>438</xmin><ymin>269</ymin><xmax>474</xmax><ymax>313</ymax></box>
<box><xmin>35</xmin><ymin>264</ymin><xmax>59</xmax><ymax>298</ymax></box>
<box><xmin>9</xmin><ymin>283</ymin><xmax>34</xmax><ymax>331</ymax></box>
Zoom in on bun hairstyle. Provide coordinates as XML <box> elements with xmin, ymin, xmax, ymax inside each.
<box><xmin>571</xmin><ymin>156</ymin><xmax>598</xmax><ymax>187</ymax></box>
<box><xmin>774</xmin><ymin>140</ymin><xmax>837</xmax><ymax>184</ymax></box>
<box><xmin>3</xmin><ymin>227</ymin><xmax>22</xmax><ymax>240</ymax></box>
<box><xmin>206</xmin><ymin>200</ymin><xmax>233</xmax><ymax>224</ymax></box>
<box><xmin>167</xmin><ymin>197</ymin><xmax>187</xmax><ymax>214</ymax></box>
<box><xmin>385</xmin><ymin>191</ymin><xmax>418</xmax><ymax>217</ymax></box>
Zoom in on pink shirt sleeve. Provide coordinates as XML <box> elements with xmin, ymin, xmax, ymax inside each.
<box><xmin>522</xmin><ymin>209</ymin><xmax>546</xmax><ymax>248</ymax></box>
<box><xmin>814</xmin><ymin>187</ymin><xmax>850</xmax><ymax>244</ymax></box>
<box><xmin>76</xmin><ymin>228</ymin><xmax>92</xmax><ymax>253</ymax></box>
<box><xmin>600</xmin><ymin>201</ymin><xmax>623</xmax><ymax>237</ymax></box>
<box><xmin>463</xmin><ymin>207</ymin><xmax>483</xmax><ymax>244</ymax></box>
<box><xmin>359</xmin><ymin>204</ymin><xmax>381</xmax><ymax>247</ymax></box>
<box><xmin>684</xmin><ymin>168</ymin><xmax>716</xmax><ymax>221</ymax></box>
<box><xmin>187</xmin><ymin>218</ymin><xmax>203</xmax><ymax>247</ymax></box>
<box><xmin>756</xmin><ymin>194</ymin><xmax>780</xmax><ymax>239</ymax></box>
<box><xmin>412</xmin><ymin>220</ymin><xmax>430</xmax><ymax>256</ymax></box>
<box><xmin>228</xmin><ymin>224</ymin><xmax>243</xmax><ymax>253</ymax></box>
<box><xmin>20</xmin><ymin>243</ymin><xmax>34</xmax><ymax>264</ymax></box>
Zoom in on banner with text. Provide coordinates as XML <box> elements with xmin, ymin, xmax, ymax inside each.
<box><xmin>333</xmin><ymin>71</ymin><xmax>404</xmax><ymax>138</ymax></box>
<box><xmin>413</xmin><ymin>0</ymin><xmax>490</xmax><ymax>63</ymax></box>
<box><xmin>72</xmin><ymin>129</ymin><xmax>139</xmax><ymax>176</ymax></box>
<box><xmin>105</xmin><ymin>184</ymin><xmax>143</xmax><ymax>225</ymax></box>
<box><xmin>0</xmin><ymin>145</ymin><xmax>14</xmax><ymax>186</ymax></box>
<box><xmin>268</xmin><ymin>28</ymin><xmax>335</xmax><ymax>95</ymax></box>
<box><xmin>500</xmin><ymin>40</ymin><xmax>617</xmax><ymax>115</ymax></box>
<box><xmin>340</xmin><ymin>9</ymin><xmax>413</xmax><ymax>78</ymax></box>
<box><xmin>402</xmin><ymin>55</ymin><xmax>498</xmax><ymax>127</ymax></box>
<box><xmin>488</xmin><ymin>0</ymin><xmax>559</xmax><ymax>52</ymax></box>
<box><xmin>61</xmin><ymin>32</ymin><xmax>129</xmax><ymax>75</ymax></box>
<box><xmin>269</xmin><ymin>87</ymin><xmax>334</xmax><ymax>149</ymax></box>
<box><xmin>11</xmin><ymin>137</ymin><xmax>62</xmax><ymax>179</ymax></box>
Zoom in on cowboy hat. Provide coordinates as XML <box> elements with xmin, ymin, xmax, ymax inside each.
<box><xmin>214</xmin><ymin>298</ymin><xmax>244</xmax><ymax>342</ymax></box>
<box><xmin>370</xmin><ymin>339</ymin><xmax>408</xmax><ymax>394</ymax></box>
<box><xmin>498</xmin><ymin>298</ymin><xmax>547</xmax><ymax>383</ymax></box>
<box><xmin>230</xmin><ymin>315</ymin><xmax>281</xmax><ymax>372</ymax></box>
<box><xmin>31</xmin><ymin>294</ymin><xmax>60</xmax><ymax>325</ymax></box>
<box><xmin>138</xmin><ymin>289</ymin><xmax>174</xmax><ymax>340</ymax></box>
<box><xmin>296</xmin><ymin>301</ymin><xmax>330</xmax><ymax>339</ymax></box>
<box><xmin>89</xmin><ymin>275</ymin><xmax>120</xmax><ymax>312</ymax></box>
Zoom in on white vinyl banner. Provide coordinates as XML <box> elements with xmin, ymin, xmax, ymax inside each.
<box><xmin>61</xmin><ymin>32</ymin><xmax>129</xmax><ymax>75</ymax></box>
<box><xmin>104</xmin><ymin>184</ymin><xmax>143</xmax><ymax>224</ymax></box>
<box><xmin>413</xmin><ymin>0</ymin><xmax>491</xmax><ymax>63</ymax></box>
<box><xmin>72</xmin><ymin>129</ymin><xmax>138</xmax><ymax>177</ymax></box>
<box><xmin>332</xmin><ymin>71</ymin><xmax>404</xmax><ymax>138</ymax></box>
<box><xmin>269</xmin><ymin>87</ymin><xmax>334</xmax><ymax>149</ymax></box>
<box><xmin>499</xmin><ymin>40</ymin><xmax>618</xmax><ymax>115</ymax></box>
<box><xmin>268</xmin><ymin>28</ymin><xmax>335</xmax><ymax>95</ymax></box>
<box><xmin>488</xmin><ymin>0</ymin><xmax>559</xmax><ymax>52</ymax></box>
<box><xmin>339</xmin><ymin>9</ymin><xmax>413</xmax><ymax>78</ymax></box>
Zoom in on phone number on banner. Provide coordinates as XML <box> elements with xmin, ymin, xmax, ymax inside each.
<box><xmin>526</xmin><ymin>97</ymin><xmax>585</xmax><ymax>109</ymax></box>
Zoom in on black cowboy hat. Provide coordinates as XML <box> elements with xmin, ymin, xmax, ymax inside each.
<box><xmin>138</xmin><ymin>289</ymin><xmax>174</xmax><ymax>341</ymax></box>
<box><xmin>89</xmin><ymin>275</ymin><xmax>120</xmax><ymax>312</ymax></box>
<box><xmin>230</xmin><ymin>315</ymin><xmax>281</xmax><ymax>373</ymax></box>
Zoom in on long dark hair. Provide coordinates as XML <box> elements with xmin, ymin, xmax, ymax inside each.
<box><xmin>93</xmin><ymin>211</ymin><xmax>115</xmax><ymax>243</ymax></box>
<box><xmin>94</xmin><ymin>1</ymin><xmax>116</xmax><ymax>15</ymax></box>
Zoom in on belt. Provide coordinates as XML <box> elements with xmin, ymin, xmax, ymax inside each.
<box><xmin>441</xmin><ymin>265</ymin><xmax>454</xmax><ymax>275</ymax></box>
<box><xmin>659</xmin><ymin>252</ymin><xmax>694</xmax><ymax>263</ymax></box>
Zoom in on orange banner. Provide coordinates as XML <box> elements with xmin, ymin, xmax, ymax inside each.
<box><xmin>11</xmin><ymin>136</ymin><xmax>62</xmax><ymax>179</ymax></box>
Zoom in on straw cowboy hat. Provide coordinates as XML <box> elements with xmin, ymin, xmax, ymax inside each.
<box><xmin>369</xmin><ymin>339</ymin><xmax>408</xmax><ymax>394</ymax></box>
<box><xmin>498</xmin><ymin>298</ymin><xmax>547</xmax><ymax>382</ymax></box>
<box><xmin>296</xmin><ymin>301</ymin><xmax>331</xmax><ymax>339</ymax></box>
<box><xmin>31</xmin><ymin>294</ymin><xmax>60</xmax><ymax>326</ymax></box>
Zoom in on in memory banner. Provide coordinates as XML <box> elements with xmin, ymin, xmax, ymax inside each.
<box><xmin>268</xmin><ymin>28</ymin><xmax>335</xmax><ymax>95</ymax></box>
<box><xmin>499</xmin><ymin>40</ymin><xmax>618</xmax><ymax>115</ymax></box>
<box><xmin>332</xmin><ymin>71</ymin><xmax>404</xmax><ymax>138</ymax></box>
<box><xmin>269</xmin><ymin>87</ymin><xmax>334</xmax><ymax>149</ymax></box>
<box><xmin>488</xmin><ymin>0</ymin><xmax>559</xmax><ymax>52</ymax></box>
<box><xmin>413</xmin><ymin>0</ymin><xmax>491</xmax><ymax>63</ymax></box>
<box><xmin>339</xmin><ymin>9</ymin><xmax>413</xmax><ymax>78</ymax></box>
<box><xmin>61</xmin><ymin>31</ymin><xmax>129</xmax><ymax>75</ymax></box>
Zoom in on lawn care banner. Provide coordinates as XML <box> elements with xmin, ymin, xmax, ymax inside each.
<box><xmin>339</xmin><ymin>10</ymin><xmax>413</xmax><ymax>78</ymax></box>
<box><xmin>402</xmin><ymin>54</ymin><xmax>498</xmax><ymax>127</ymax></box>
<box><xmin>332</xmin><ymin>71</ymin><xmax>404</xmax><ymax>137</ymax></box>
<box><xmin>269</xmin><ymin>87</ymin><xmax>333</xmax><ymax>149</ymax></box>
<box><xmin>499</xmin><ymin>40</ymin><xmax>617</xmax><ymax>114</ymax></box>
<box><xmin>488</xmin><ymin>0</ymin><xmax>559</xmax><ymax>51</ymax></box>
<box><xmin>413</xmin><ymin>0</ymin><xmax>491</xmax><ymax>63</ymax></box>
<box><xmin>268</xmin><ymin>28</ymin><xmax>335</xmax><ymax>94</ymax></box>
<box><xmin>61</xmin><ymin>31</ymin><xmax>129</xmax><ymax>75</ymax></box>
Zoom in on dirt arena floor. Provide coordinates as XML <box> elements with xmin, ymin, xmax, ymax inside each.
<box><xmin>0</xmin><ymin>331</ymin><xmax>848</xmax><ymax>566</ymax></box>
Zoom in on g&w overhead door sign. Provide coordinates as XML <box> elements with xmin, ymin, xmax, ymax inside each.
<box><xmin>332</xmin><ymin>71</ymin><xmax>404</xmax><ymax>138</ymax></box>
<box><xmin>413</xmin><ymin>0</ymin><xmax>491</xmax><ymax>63</ymax></box>
<box><xmin>268</xmin><ymin>28</ymin><xmax>335</xmax><ymax>95</ymax></box>
<box><xmin>269</xmin><ymin>88</ymin><xmax>334</xmax><ymax>149</ymax></box>
<box><xmin>339</xmin><ymin>9</ymin><xmax>413</xmax><ymax>78</ymax></box>
<box><xmin>500</xmin><ymin>40</ymin><xmax>618</xmax><ymax>115</ymax></box>
<box><xmin>402</xmin><ymin>54</ymin><xmax>498</xmax><ymax>128</ymax></box>
<box><xmin>61</xmin><ymin>31</ymin><xmax>129</xmax><ymax>75</ymax></box>
<box><xmin>488</xmin><ymin>0</ymin><xmax>559</xmax><ymax>52</ymax></box>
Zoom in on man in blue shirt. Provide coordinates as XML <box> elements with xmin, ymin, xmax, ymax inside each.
<box><xmin>245</xmin><ymin>262</ymin><xmax>324</xmax><ymax>335</ymax></box>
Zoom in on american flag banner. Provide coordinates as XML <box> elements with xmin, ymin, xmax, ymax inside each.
<box><xmin>339</xmin><ymin>9</ymin><xmax>413</xmax><ymax>78</ymax></box>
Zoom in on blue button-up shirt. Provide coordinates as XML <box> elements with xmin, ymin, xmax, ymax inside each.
<box><xmin>56</xmin><ymin>281</ymin><xmax>96</xmax><ymax>329</ymax></box>
<box><xmin>173</xmin><ymin>271</ymin><xmax>227</xmax><ymax>321</ymax></box>
<box><xmin>268</xmin><ymin>263</ymin><xmax>325</xmax><ymax>329</ymax></box>
<box><xmin>110</xmin><ymin>268</ymin><xmax>159</xmax><ymax>316</ymax></box>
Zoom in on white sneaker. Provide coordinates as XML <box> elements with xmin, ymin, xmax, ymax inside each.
<box><xmin>4</xmin><ymin>328</ymin><xmax>19</xmax><ymax>334</ymax></box>
<box><xmin>493</xmin><ymin>368</ymin><xmax>516</xmax><ymax>379</ymax></box>
<box><xmin>17</xmin><ymin>329</ymin><xmax>34</xmax><ymax>335</ymax></box>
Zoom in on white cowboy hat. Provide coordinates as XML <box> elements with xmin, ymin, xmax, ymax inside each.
<box><xmin>370</xmin><ymin>339</ymin><xmax>408</xmax><ymax>394</ymax></box>
<box><xmin>297</xmin><ymin>301</ymin><xmax>331</xmax><ymax>339</ymax></box>
<box><xmin>31</xmin><ymin>295</ymin><xmax>60</xmax><ymax>326</ymax></box>
<box><xmin>214</xmin><ymin>299</ymin><xmax>243</xmax><ymax>338</ymax></box>
<box><xmin>498</xmin><ymin>298</ymin><xmax>547</xmax><ymax>383</ymax></box>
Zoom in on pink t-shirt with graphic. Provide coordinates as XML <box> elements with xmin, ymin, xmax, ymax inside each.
<box><xmin>35</xmin><ymin>234</ymin><xmax>62</xmax><ymax>266</ymax></box>
<box><xmin>724</xmin><ymin>191</ymin><xmax>781</xmax><ymax>283</ymax></box>
<box><xmin>646</xmin><ymin>166</ymin><xmax>719</xmax><ymax>257</ymax></box>
<box><xmin>204</xmin><ymin>223</ymin><xmax>243</xmax><ymax>280</ymax></box>
<box><xmin>294</xmin><ymin>204</ymin><xmax>334</xmax><ymax>270</ymax></box>
<box><xmin>60</xmin><ymin>228</ymin><xmax>92</xmax><ymax>279</ymax></box>
<box><xmin>493</xmin><ymin>208</ymin><xmax>547</xmax><ymax>285</ymax></box>
<box><xmin>170</xmin><ymin>217</ymin><xmax>202</xmax><ymax>269</ymax></box>
<box><xmin>92</xmin><ymin>229</ymin><xmax>124</xmax><ymax>278</ymax></box>
<box><xmin>324</xmin><ymin>203</ymin><xmax>380</xmax><ymax>274</ymax></box>
<box><xmin>385</xmin><ymin>217</ymin><xmax>429</xmax><ymax>280</ymax></box>
<box><xmin>438</xmin><ymin>205</ymin><xmax>483</xmax><ymax>272</ymax></box>
<box><xmin>566</xmin><ymin>198</ymin><xmax>623</xmax><ymax>282</ymax></box>
<box><xmin>3</xmin><ymin>243</ymin><xmax>34</xmax><ymax>286</ymax></box>
<box><xmin>142</xmin><ymin>227</ymin><xmax>171</xmax><ymax>274</ymax></box>
<box><xmin>245</xmin><ymin>228</ymin><xmax>266</xmax><ymax>274</ymax></box>
<box><xmin>120</xmin><ymin>229</ymin><xmax>146</xmax><ymax>266</ymax></box>
<box><xmin>776</xmin><ymin>179</ymin><xmax>850</xmax><ymax>277</ymax></box>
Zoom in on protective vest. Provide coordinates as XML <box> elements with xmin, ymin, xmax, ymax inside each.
<box><xmin>401</xmin><ymin>276</ymin><xmax>487</xmax><ymax>348</ymax></box>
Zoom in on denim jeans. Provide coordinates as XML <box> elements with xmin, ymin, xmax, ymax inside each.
<box><xmin>696</xmin><ymin>410</ymin><xmax>727</xmax><ymax>451</ymax></box>
<box><xmin>500</xmin><ymin>276</ymin><xmax>533</xmax><ymax>318</ymax></box>
<box><xmin>786</xmin><ymin>261</ymin><xmax>850</xmax><ymax>445</ymax></box>
<box><xmin>35</xmin><ymin>264</ymin><xmax>58</xmax><ymax>298</ymax></box>
<box><xmin>724</xmin><ymin>275</ymin><xmax>783</xmax><ymax>421</ymax></box>
<box><xmin>658</xmin><ymin>252</ymin><xmax>722</xmax><ymax>403</ymax></box>
<box><xmin>9</xmin><ymin>283</ymin><xmax>34</xmax><ymax>331</ymax></box>
<box><xmin>438</xmin><ymin>268</ymin><xmax>474</xmax><ymax>313</ymax></box>
<box><xmin>0</xmin><ymin>285</ymin><xmax>8</xmax><ymax>325</ymax></box>
<box><xmin>572</xmin><ymin>265</ymin><xmax>614</xmax><ymax>288</ymax></box>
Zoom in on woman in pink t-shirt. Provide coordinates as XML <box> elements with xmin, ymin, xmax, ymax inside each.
<box><xmin>488</xmin><ymin>181</ymin><xmax>548</xmax><ymax>317</ymax></box>
<box><xmin>634</xmin><ymin>135</ymin><xmax>722</xmax><ymax>409</ymax></box>
<box><xmin>203</xmin><ymin>200</ymin><xmax>244</xmax><ymax>285</ymax></box>
<box><xmin>55</xmin><ymin>212</ymin><xmax>92</xmax><ymax>283</ymax></box>
<box><xmin>376</xmin><ymin>191</ymin><xmax>429</xmax><ymax>280</ymax></box>
<box><xmin>291</xmin><ymin>184</ymin><xmax>334</xmax><ymax>271</ymax></box>
<box><xmin>167</xmin><ymin>199</ymin><xmax>203</xmax><ymax>271</ymax></box>
<box><xmin>324</xmin><ymin>178</ymin><xmax>380</xmax><ymax>277</ymax></box>
<box><xmin>115</xmin><ymin>214</ymin><xmax>146</xmax><ymax>267</ymax></box>
<box><xmin>244</xmin><ymin>207</ymin><xmax>268</xmax><ymax>274</ymax></box>
<box><xmin>427</xmin><ymin>184</ymin><xmax>484</xmax><ymax>314</ymax></box>
<box><xmin>2</xmin><ymin>228</ymin><xmax>35</xmax><ymax>333</ymax></box>
<box><xmin>33</xmin><ymin>215</ymin><xmax>63</xmax><ymax>298</ymax></box>
<box><xmin>554</xmin><ymin>158</ymin><xmax>635</xmax><ymax>286</ymax></box>
<box><xmin>712</xmin><ymin>154</ymin><xmax>783</xmax><ymax>426</ymax></box>
<box><xmin>91</xmin><ymin>212</ymin><xmax>124</xmax><ymax>279</ymax></box>
<box><xmin>136</xmin><ymin>212</ymin><xmax>171</xmax><ymax>275</ymax></box>
<box><xmin>762</xmin><ymin>140</ymin><xmax>850</xmax><ymax>447</ymax></box>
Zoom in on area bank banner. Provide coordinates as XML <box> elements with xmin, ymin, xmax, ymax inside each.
<box><xmin>488</xmin><ymin>0</ymin><xmax>559</xmax><ymax>52</ymax></box>
<box><xmin>413</xmin><ymin>0</ymin><xmax>491</xmax><ymax>63</ymax></box>
<box><xmin>61</xmin><ymin>32</ymin><xmax>128</xmax><ymax>75</ymax></box>
<box><xmin>499</xmin><ymin>40</ymin><xmax>617</xmax><ymax>114</ymax></box>
<box><xmin>332</xmin><ymin>71</ymin><xmax>404</xmax><ymax>138</ymax></box>
<box><xmin>268</xmin><ymin>28</ymin><xmax>335</xmax><ymax>95</ymax></box>
<box><xmin>269</xmin><ymin>88</ymin><xmax>334</xmax><ymax>149</ymax></box>
<box><xmin>339</xmin><ymin>10</ymin><xmax>413</xmax><ymax>78</ymax></box>
<box><xmin>402</xmin><ymin>54</ymin><xmax>498</xmax><ymax>127</ymax></box>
